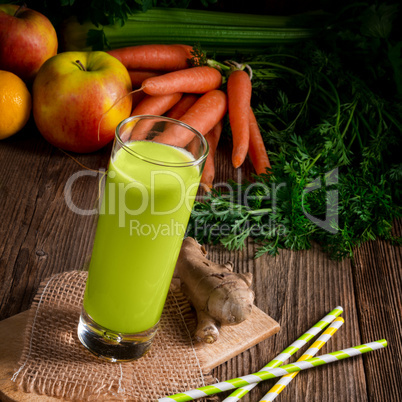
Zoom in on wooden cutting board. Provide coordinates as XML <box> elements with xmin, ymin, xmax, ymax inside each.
<box><xmin>0</xmin><ymin>307</ymin><xmax>280</xmax><ymax>401</ymax></box>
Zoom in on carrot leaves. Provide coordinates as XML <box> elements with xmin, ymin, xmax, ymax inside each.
<box><xmin>187</xmin><ymin>1</ymin><xmax>402</xmax><ymax>260</ymax></box>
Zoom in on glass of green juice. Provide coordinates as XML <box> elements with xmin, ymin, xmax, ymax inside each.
<box><xmin>77</xmin><ymin>115</ymin><xmax>208</xmax><ymax>362</ymax></box>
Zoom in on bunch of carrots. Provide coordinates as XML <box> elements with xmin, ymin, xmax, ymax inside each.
<box><xmin>107</xmin><ymin>44</ymin><xmax>271</xmax><ymax>189</ymax></box>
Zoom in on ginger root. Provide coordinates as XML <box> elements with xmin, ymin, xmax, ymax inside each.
<box><xmin>176</xmin><ymin>237</ymin><xmax>255</xmax><ymax>344</ymax></box>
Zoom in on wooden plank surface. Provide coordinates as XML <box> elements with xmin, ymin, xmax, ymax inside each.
<box><xmin>0</xmin><ymin>122</ymin><xmax>401</xmax><ymax>401</ymax></box>
<box><xmin>208</xmin><ymin>240</ymin><xmax>368</xmax><ymax>402</ymax></box>
<box><xmin>352</xmin><ymin>220</ymin><xmax>402</xmax><ymax>401</ymax></box>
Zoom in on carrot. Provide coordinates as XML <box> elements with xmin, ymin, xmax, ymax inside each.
<box><xmin>178</xmin><ymin>90</ymin><xmax>227</xmax><ymax>135</ymax></box>
<box><xmin>227</xmin><ymin>69</ymin><xmax>252</xmax><ymax>168</ymax></box>
<box><xmin>107</xmin><ymin>44</ymin><xmax>193</xmax><ymax>71</ymax></box>
<box><xmin>158</xmin><ymin>89</ymin><xmax>227</xmax><ymax>147</ymax></box>
<box><xmin>130</xmin><ymin>90</ymin><xmax>146</xmax><ymax>111</ymax></box>
<box><xmin>131</xmin><ymin>92</ymin><xmax>183</xmax><ymax>116</ymax></box>
<box><xmin>165</xmin><ymin>94</ymin><xmax>199</xmax><ymax>120</ymax></box>
<box><xmin>128</xmin><ymin>70</ymin><xmax>162</xmax><ymax>88</ymax></box>
<box><xmin>141</xmin><ymin>66</ymin><xmax>222</xmax><ymax>96</ymax></box>
<box><xmin>248</xmin><ymin>107</ymin><xmax>272</xmax><ymax>175</ymax></box>
<box><xmin>201</xmin><ymin>120</ymin><xmax>223</xmax><ymax>190</ymax></box>
<box><xmin>128</xmin><ymin>92</ymin><xmax>183</xmax><ymax>141</ymax></box>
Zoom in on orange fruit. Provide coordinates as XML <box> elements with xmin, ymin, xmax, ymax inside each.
<box><xmin>0</xmin><ymin>70</ymin><xmax>32</xmax><ymax>139</ymax></box>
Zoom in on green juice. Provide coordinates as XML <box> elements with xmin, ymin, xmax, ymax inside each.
<box><xmin>83</xmin><ymin>140</ymin><xmax>200</xmax><ymax>334</ymax></box>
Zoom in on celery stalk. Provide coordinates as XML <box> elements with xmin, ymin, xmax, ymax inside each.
<box><xmin>123</xmin><ymin>8</ymin><xmax>327</xmax><ymax>28</ymax></box>
<box><xmin>60</xmin><ymin>7</ymin><xmax>326</xmax><ymax>55</ymax></box>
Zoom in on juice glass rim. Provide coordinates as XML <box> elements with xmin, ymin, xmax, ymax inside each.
<box><xmin>115</xmin><ymin>115</ymin><xmax>209</xmax><ymax>168</ymax></box>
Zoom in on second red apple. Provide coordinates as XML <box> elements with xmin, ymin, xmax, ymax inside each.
<box><xmin>0</xmin><ymin>4</ymin><xmax>58</xmax><ymax>82</ymax></box>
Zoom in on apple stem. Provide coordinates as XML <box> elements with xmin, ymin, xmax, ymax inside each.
<box><xmin>74</xmin><ymin>60</ymin><xmax>86</xmax><ymax>72</ymax></box>
<box><xmin>14</xmin><ymin>3</ymin><xmax>26</xmax><ymax>17</ymax></box>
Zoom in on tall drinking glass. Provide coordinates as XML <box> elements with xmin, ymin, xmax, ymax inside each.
<box><xmin>77</xmin><ymin>115</ymin><xmax>208</xmax><ymax>362</ymax></box>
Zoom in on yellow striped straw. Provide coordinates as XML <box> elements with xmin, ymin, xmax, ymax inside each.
<box><xmin>222</xmin><ymin>306</ymin><xmax>343</xmax><ymax>402</ymax></box>
<box><xmin>259</xmin><ymin>317</ymin><xmax>344</xmax><ymax>402</ymax></box>
<box><xmin>157</xmin><ymin>339</ymin><xmax>387</xmax><ymax>402</ymax></box>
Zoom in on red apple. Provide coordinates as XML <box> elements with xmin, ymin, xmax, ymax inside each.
<box><xmin>0</xmin><ymin>4</ymin><xmax>58</xmax><ymax>82</ymax></box>
<box><xmin>33</xmin><ymin>51</ymin><xmax>133</xmax><ymax>153</ymax></box>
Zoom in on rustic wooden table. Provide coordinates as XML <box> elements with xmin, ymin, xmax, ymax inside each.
<box><xmin>0</xmin><ymin>121</ymin><xmax>401</xmax><ymax>401</ymax></box>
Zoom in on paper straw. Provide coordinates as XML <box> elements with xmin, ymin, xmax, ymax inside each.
<box><xmin>223</xmin><ymin>306</ymin><xmax>344</xmax><ymax>402</ymax></box>
<box><xmin>157</xmin><ymin>339</ymin><xmax>387</xmax><ymax>402</ymax></box>
<box><xmin>259</xmin><ymin>316</ymin><xmax>345</xmax><ymax>402</ymax></box>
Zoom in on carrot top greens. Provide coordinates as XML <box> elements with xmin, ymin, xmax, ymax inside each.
<box><xmin>186</xmin><ymin>2</ymin><xmax>402</xmax><ymax>260</ymax></box>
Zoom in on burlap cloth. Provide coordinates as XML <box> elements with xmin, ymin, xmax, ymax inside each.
<box><xmin>12</xmin><ymin>270</ymin><xmax>217</xmax><ymax>401</ymax></box>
